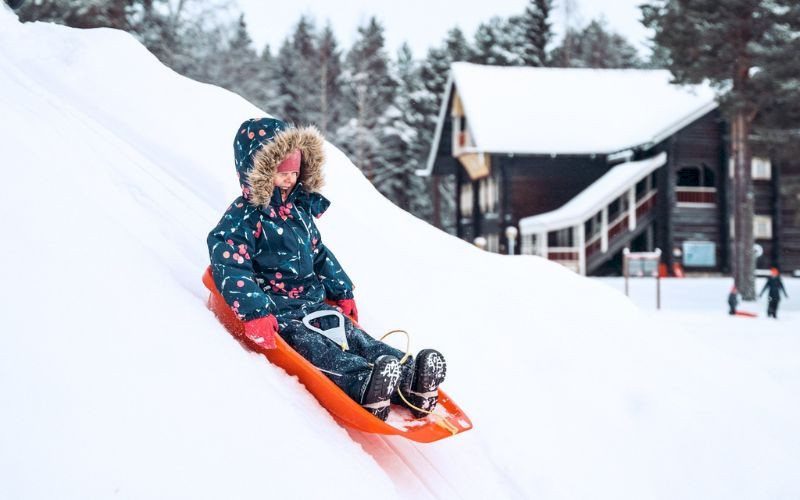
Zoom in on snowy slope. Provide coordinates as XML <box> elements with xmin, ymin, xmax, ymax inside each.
<box><xmin>1</xmin><ymin>8</ymin><xmax>799</xmax><ymax>500</ymax></box>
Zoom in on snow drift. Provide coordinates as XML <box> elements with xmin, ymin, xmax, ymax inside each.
<box><xmin>1</xmin><ymin>7</ymin><xmax>799</xmax><ymax>500</ymax></box>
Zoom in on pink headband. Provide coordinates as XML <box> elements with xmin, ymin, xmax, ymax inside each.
<box><xmin>277</xmin><ymin>149</ymin><xmax>301</xmax><ymax>173</ymax></box>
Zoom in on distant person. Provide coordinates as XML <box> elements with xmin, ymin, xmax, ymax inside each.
<box><xmin>207</xmin><ymin>117</ymin><xmax>446</xmax><ymax>420</ymax></box>
<box><xmin>759</xmin><ymin>268</ymin><xmax>789</xmax><ymax>319</ymax></box>
<box><xmin>728</xmin><ymin>285</ymin><xmax>739</xmax><ymax>315</ymax></box>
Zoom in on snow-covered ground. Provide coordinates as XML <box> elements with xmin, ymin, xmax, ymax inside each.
<box><xmin>1</xmin><ymin>7</ymin><xmax>798</xmax><ymax>500</ymax></box>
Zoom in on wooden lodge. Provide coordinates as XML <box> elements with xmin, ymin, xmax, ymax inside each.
<box><xmin>421</xmin><ymin>63</ymin><xmax>800</xmax><ymax>276</ymax></box>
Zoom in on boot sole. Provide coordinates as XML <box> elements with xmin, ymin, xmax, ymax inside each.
<box><xmin>408</xmin><ymin>349</ymin><xmax>446</xmax><ymax>418</ymax></box>
<box><xmin>362</xmin><ymin>356</ymin><xmax>401</xmax><ymax>421</ymax></box>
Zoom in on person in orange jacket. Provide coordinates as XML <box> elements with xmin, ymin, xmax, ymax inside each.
<box><xmin>759</xmin><ymin>268</ymin><xmax>789</xmax><ymax>319</ymax></box>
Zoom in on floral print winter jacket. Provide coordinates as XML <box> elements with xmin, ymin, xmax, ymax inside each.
<box><xmin>207</xmin><ymin>118</ymin><xmax>354</xmax><ymax>323</ymax></box>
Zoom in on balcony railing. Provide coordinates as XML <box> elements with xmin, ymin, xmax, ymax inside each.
<box><xmin>676</xmin><ymin>186</ymin><xmax>716</xmax><ymax>205</ymax></box>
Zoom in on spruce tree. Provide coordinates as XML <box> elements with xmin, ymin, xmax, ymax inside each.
<box><xmin>337</xmin><ymin>17</ymin><xmax>396</xmax><ymax>182</ymax></box>
<box><xmin>313</xmin><ymin>23</ymin><xmax>344</xmax><ymax>135</ymax></box>
<box><xmin>389</xmin><ymin>43</ymin><xmax>433</xmax><ymax>222</ymax></box>
<box><xmin>443</xmin><ymin>27</ymin><xmax>473</xmax><ymax>63</ymax></box>
<box><xmin>517</xmin><ymin>0</ymin><xmax>553</xmax><ymax>66</ymax></box>
<box><xmin>216</xmin><ymin>15</ymin><xmax>262</xmax><ymax>105</ymax></box>
<box><xmin>250</xmin><ymin>44</ymin><xmax>279</xmax><ymax>114</ymax></box>
<box><xmin>17</xmin><ymin>0</ymin><xmax>132</xmax><ymax>30</ymax></box>
<box><xmin>273</xmin><ymin>15</ymin><xmax>318</xmax><ymax>124</ymax></box>
<box><xmin>473</xmin><ymin>17</ymin><xmax>524</xmax><ymax>66</ymax></box>
<box><xmin>641</xmin><ymin>0</ymin><xmax>800</xmax><ymax>299</ymax></box>
<box><xmin>551</xmin><ymin>19</ymin><xmax>642</xmax><ymax>68</ymax></box>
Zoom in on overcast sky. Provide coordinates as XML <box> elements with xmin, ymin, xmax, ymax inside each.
<box><xmin>236</xmin><ymin>0</ymin><xmax>655</xmax><ymax>59</ymax></box>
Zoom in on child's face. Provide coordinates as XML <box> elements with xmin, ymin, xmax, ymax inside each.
<box><xmin>274</xmin><ymin>171</ymin><xmax>299</xmax><ymax>191</ymax></box>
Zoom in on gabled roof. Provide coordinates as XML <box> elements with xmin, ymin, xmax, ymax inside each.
<box><xmin>421</xmin><ymin>63</ymin><xmax>717</xmax><ymax>176</ymax></box>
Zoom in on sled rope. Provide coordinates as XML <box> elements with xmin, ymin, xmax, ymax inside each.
<box><xmin>379</xmin><ymin>329</ymin><xmax>459</xmax><ymax>436</ymax></box>
<box><xmin>379</xmin><ymin>329</ymin><xmax>412</xmax><ymax>364</ymax></box>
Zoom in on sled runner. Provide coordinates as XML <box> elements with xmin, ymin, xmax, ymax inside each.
<box><xmin>202</xmin><ymin>267</ymin><xmax>472</xmax><ymax>443</ymax></box>
<box><xmin>734</xmin><ymin>311</ymin><xmax>758</xmax><ymax>317</ymax></box>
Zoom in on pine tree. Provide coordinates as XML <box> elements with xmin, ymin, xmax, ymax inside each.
<box><xmin>17</xmin><ymin>0</ymin><xmax>132</xmax><ymax>30</ymax></box>
<box><xmin>313</xmin><ymin>23</ymin><xmax>344</xmax><ymax>135</ymax></box>
<box><xmin>337</xmin><ymin>17</ymin><xmax>396</xmax><ymax>182</ymax></box>
<box><xmin>472</xmin><ymin>17</ymin><xmax>525</xmax><ymax>66</ymax></box>
<box><xmin>443</xmin><ymin>26</ymin><xmax>473</xmax><ymax>63</ymax></box>
<box><xmin>418</xmin><ymin>45</ymin><xmax>459</xmax><ymax>233</ymax></box>
<box><xmin>273</xmin><ymin>15</ymin><xmax>318</xmax><ymax>124</ymax></box>
<box><xmin>517</xmin><ymin>0</ymin><xmax>553</xmax><ymax>66</ymax></box>
<box><xmin>249</xmin><ymin>44</ymin><xmax>279</xmax><ymax>114</ymax></box>
<box><xmin>215</xmin><ymin>15</ymin><xmax>262</xmax><ymax>105</ymax></box>
<box><xmin>387</xmin><ymin>43</ymin><xmax>433</xmax><ymax>221</ymax></box>
<box><xmin>551</xmin><ymin>19</ymin><xmax>642</xmax><ymax>68</ymax></box>
<box><xmin>641</xmin><ymin>0</ymin><xmax>800</xmax><ymax>299</ymax></box>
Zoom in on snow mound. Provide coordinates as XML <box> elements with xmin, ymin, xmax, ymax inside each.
<box><xmin>1</xmin><ymin>7</ymin><xmax>799</xmax><ymax>500</ymax></box>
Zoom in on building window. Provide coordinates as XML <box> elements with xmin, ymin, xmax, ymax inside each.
<box><xmin>752</xmin><ymin>157</ymin><xmax>772</xmax><ymax>180</ymax></box>
<box><xmin>549</xmin><ymin>227</ymin><xmax>573</xmax><ymax>247</ymax></box>
<box><xmin>677</xmin><ymin>165</ymin><xmax>715</xmax><ymax>187</ymax></box>
<box><xmin>754</xmin><ymin>215</ymin><xmax>773</xmax><ymax>239</ymax></box>
<box><xmin>676</xmin><ymin>164</ymin><xmax>717</xmax><ymax>205</ymax></box>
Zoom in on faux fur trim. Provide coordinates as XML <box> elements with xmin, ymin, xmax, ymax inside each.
<box><xmin>247</xmin><ymin>126</ymin><xmax>325</xmax><ymax>206</ymax></box>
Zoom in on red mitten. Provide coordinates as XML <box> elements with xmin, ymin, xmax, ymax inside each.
<box><xmin>337</xmin><ymin>298</ymin><xmax>358</xmax><ymax>322</ymax></box>
<box><xmin>243</xmin><ymin>314</ymin><xmax>278</xmax><ymax>349</ymax></box>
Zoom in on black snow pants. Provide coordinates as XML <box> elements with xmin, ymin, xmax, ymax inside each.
<box><xmin>767</xmin><ymin>297</ymin><xmax>780</xmax><ymax>318</ymax></box>
<box><xmin>279</xmin><ymin>312</ymin><xmax>410</xmax><ymax>404</ymax></box>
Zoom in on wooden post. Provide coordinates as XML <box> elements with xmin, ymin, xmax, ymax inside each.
<box><xmin>538</xmin><ymin>231</ymin><xmax>548</xmax><ymax>258</ymax></box>
<box><xmin>623</xmin><ymin>248</ymin><xmax>630</xmax><ymax>296</ymax></box>
<box><xmin>628</xmin><ymin>187</ymin><xmax>636</xmax><ymax>231</ymax></box>
<box><xmin>601</xmin><ymin>206</ymin><xmax>609</xmax><ymax>252</ymax></box>
<box><xmin>655</xmin><ymin>248</ymin><xmax>662</xmax><ymax>310</ymax></box>
<box><xmin>576</xmin><ymin>223</ymin><xmax>586</xmax><ymax>275</ymax></box>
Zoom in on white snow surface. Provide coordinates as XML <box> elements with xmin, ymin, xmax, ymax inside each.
<box><xmin>1</xmin><ymin>8</ymin><xmax>799</xmax><ymax>500</ymax></box>
<box><xmin>450</xmin><ymin>62</ymin><xmax>717</xmax><ymax>155</ymax></box>
<box><xmin>519</xmin><ymin>152</ymin><xmax>666</xmax><ymax>233</ymax></box>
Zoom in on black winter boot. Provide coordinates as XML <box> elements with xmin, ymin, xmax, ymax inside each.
<box><xmin>405</xmin><ymin>349</ymin><xmax>446</xmax><ymax>419</ymax></box>
<box><xmin>391</xmin><ymin>357</ymin><xmax>415</xmax><ymax>406</ymax></box>
<box><xmin>361</xmin><ymin>355</ymin><xmax>401</xmax><ymax>421</ymax></box>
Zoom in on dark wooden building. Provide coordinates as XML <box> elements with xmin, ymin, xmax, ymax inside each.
<box><xmin>421</xmin><ymin>63</ymin><xmax>799</xmax><ymax>276</ymax></box>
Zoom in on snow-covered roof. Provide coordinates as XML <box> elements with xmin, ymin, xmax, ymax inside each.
<box><xmin>519</xmin><ymin>152</ymin><xmax>667</xmax><ymax>234</ymax></box>
<box><xmin>422</xmin><ymin>63</ymin><xmax>716</xmax><ymax>175</ymax></box>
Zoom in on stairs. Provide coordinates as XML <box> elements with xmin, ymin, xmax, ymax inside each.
<box><xmin>519</xmin><ymin>153</ymin><xmax>665</xmax><ymax>275</ymax></box>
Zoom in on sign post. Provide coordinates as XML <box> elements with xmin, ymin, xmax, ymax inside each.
<box><xmin>623</xmin><ymin>248</ymin><xmax>663</xmax><ymax>310</ymax></box>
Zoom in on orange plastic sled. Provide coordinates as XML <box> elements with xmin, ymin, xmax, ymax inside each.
<box><xmin>202</xmin><ymin>267</ymin><xmax>472</xmax><ymax>443</ymax></box>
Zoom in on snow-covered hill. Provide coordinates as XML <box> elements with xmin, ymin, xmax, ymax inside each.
<box><xmin>1</xmin><ymin>7</ymin><xmax>799</xmax><ymax>499</ymax></box>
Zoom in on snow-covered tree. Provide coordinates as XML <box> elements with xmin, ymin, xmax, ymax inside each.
<box><xmin>213</xmin><ymin>14</ymin><xmax>263</xmax><ymax>105</ymax></box>
<box><xmin>337</xmin><ymin>17</ymin><xmax>396</xmax><ymax>182</ymax></box>
<box><xmin>272</xmin><ymin>16</ymin><xmax>320</xmax><ymax>124</ymax></box>
<box><xmin>516</xmin><ymin>0</ymin><xmax>553</xmax><ymax>66</ymax></box>
<box><xmin>472</xmin><ymin>17</ymin><xmax>525</xmax><ymax>66</ymax></box>
<box><xmin>17</xmin><ymin>0</ymin><xmax>132</xmax><ymax>29</ymax></box>
<box><xmin>443</xmin><ymin>26</ymin><xmax>473</xmax><ymax>63</ymax></box>
<box><xmin>641</xmin><ymin>0</ymin><xmax>800</xmax><ymax>298</ymax></box>
<box><xmin>377</xmin><ymin>43</ymin><xmax>433</xmax><ymax>221</ymax></box>
<box><xmin>551</xmin><ymin>19</ymin><xmax>642</xmax><ymax>68</ymax></box>
<box><xmin>312</xmin><ymin>23</ymin><xmax>345</xmax><ymax>135</ymax></box>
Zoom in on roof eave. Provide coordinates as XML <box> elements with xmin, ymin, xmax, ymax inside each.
<box><xmin>418</xmin><ymin>72</ymin><xmax>455</xmax><ymax>177</ymax></box>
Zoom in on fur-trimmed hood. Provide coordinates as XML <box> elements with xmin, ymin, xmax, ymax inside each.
<box><xmin>233</xmin><ymin>117</ymin><xmax>325</xmax><ymax>207</ymax></box>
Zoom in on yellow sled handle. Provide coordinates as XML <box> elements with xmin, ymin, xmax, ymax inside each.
<box><xmin>379</xmin><ymin>329</ymin><xmax>412</xmax><ymax>365</ymax></box>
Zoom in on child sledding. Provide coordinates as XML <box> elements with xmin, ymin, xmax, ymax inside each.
<box><xmin>205</xmin><ymin>118</ymin><xmax>466</xmax><ymax>433</ymax></box>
